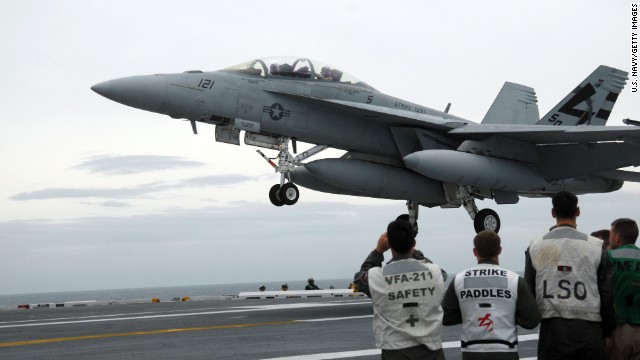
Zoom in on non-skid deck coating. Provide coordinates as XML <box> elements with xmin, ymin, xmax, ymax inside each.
<box><xmin>0</xmin><ymin>297</ymin><xmax>539</xmax><ymax>359</ymax></box>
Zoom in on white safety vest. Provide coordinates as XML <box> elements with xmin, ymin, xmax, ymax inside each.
<box><xmin>454</xmin><ymin>263</ymin><xmax>519</xmax><ymax>352</ymax></box>
<box><xmin>529</xmin><ymin>227</ymin><xmax>603</xmax><ymax>321</ymax></box>
<box><xmin>367</xmin><ymin>258</ymin><xmax>444</xmax><ymax>350</ymax></box>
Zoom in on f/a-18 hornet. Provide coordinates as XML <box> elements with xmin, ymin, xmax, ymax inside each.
<box><xmin>92</xmin><ymin>56</ymin><xmax>639</xmax><ymax>233</ymax></box>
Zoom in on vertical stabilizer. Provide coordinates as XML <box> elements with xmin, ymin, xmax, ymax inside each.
<box><xmin>482</xmin><ymin>82</ymin><xmax>539</xmax><ymax>125</ymax></box>
<box><xmin>537</xmin><ymin>66</ymin><xmax>628</xmax><ymax>126</ymax></box>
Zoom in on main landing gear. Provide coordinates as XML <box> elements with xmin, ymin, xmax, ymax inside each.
<box><xmin>424</xmin><ymin>186</ymin><xmax>501</xmax><ymax>233</ymax></box>
<box><xmin>257</xmin><ymin>137</ymin><xmax>327</xmax><ymax>207</ymax></box>
<box><xmin>474</xmin><ymin>209</ymin><xmax>500</xmax><ymax>233</ymax></box>
<box><xmin>406</xmin><ymin>200</ymin><xmax>420</xmax><ymax>236</ymax></box>
<box><xmin>458</xmin><ymin>187</ymin><xmax>501</xmax><ymax>233</ymax></box>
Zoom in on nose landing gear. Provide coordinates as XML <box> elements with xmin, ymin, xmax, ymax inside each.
<box><xmin>269</xmin><ymin>182</ymin><xmax>300</xmax><ymax>206</ymax></box>
<box><xmin>258</xmin><ymin>137</ymin><xmax>327</xmax><ymax>207</ymax></box>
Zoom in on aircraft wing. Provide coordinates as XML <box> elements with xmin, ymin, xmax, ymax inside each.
<box><xmin>266</xmin><ymin>90</ymin><xmax>469</xmax><ymax>131</ymax></box>
<box><xmin>448</xmin><ymin>124</ymin><xmax>640</xmax><ymax>144</ymax></box>
<box><xmin>447</xmin><ymin>123</ymin><xmax>640</xmax><ymax>180</ymax></box>
<box><xmin>598</xmin><ymin>169</ymin><xmax>640</xmax><ymax>182</ymax></box>
<box><xmin>269</xmin><ymin>89</ymin><xmax>640</xmax><ymax>144</ymax></box>
<box><xmin>268</xmin><ymin>89</ymin><xmax>640</xmax><ymax>180</ymax></box>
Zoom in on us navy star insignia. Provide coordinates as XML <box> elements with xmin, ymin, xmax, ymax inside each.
<box><xmin>263</xmin><ymin>103</ymin><xmax>290</xmax><ymax>121</ymax></box>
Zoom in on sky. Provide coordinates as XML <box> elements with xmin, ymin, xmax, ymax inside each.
<box><xmin>1</xmin><ymin>1</ymin><xmax>639</xmax><ymax>295</ymax></box>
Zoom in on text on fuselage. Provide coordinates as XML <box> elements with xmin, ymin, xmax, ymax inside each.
<box><xmin>394</xmin><ymin>101</ymin><xmax>429</xmax><ymax>114</ymax></box>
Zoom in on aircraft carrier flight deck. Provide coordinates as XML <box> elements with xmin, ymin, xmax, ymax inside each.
<box><xmin>0</xmin><ymin>294</ymin><xmax>540</xmax><ymax>359</ymax></box>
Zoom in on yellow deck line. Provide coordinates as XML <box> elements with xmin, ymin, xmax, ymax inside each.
<box><xmin>0</xmin><ymin>320</ymin><xmax>296</xmax><ymax>347</ymax></box>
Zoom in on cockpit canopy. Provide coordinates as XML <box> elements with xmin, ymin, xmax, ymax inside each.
<box><xmin>224</xmin><ymin>56</ymin><xmax>376</xmax><ymax>91</ymax></box>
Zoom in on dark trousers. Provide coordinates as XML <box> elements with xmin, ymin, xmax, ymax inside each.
<box><xmin>381</xmin><ymin>344</ymin><xmax>445</xmax><ymax>360</ymax></box>
<box><xmin>462</xmin><ymin>351</ymin><xmax>519</xmax><ymax>360</ymax></box>
<box><xmin>538</xmin><ymin>318</ymin><xmax>605</xmax><ymax>360</ymax></box>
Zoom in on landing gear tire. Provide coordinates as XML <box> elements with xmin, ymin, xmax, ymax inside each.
<box><xmin>278</xmin><ymin>183</ymin><xmax>299</xmax><ymax>206</ymax></box>
<box><xmin>269</xmin><ymin>184</ymin><xmax>285</xmax><ymax>207</ymax></box>
<box><xmin>474</xmin><ymin>208</ymin><xmax>501</xmax><ymax>233</ymax></box>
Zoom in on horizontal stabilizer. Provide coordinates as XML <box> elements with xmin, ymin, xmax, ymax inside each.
<box><xmin>537</xmin><ymin>142</ymin><xmax>640</xmax><ymax>180</ymax></box>
<box><xmin>597</xmin><ymin>169</ymin><xmax>640</xmax><ymax>183</ymax></box>
<box><xmin>449</xmin><ymin>124</ymin><xmax>640</xmax><ymax>145</ymax></box>
<box><xmin>482</xmin><ymin>82</ymin><xmax>539</xmax><ymax>125</ymax></box>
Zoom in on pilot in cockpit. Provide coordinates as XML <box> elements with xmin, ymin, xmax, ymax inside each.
<box><xmin>319</xmin><ymin>66</ymin><xmax>342</xmax><ymax>81</ymax></box>
<box><xmin>320</xmin><ymin>66</ymin><xmax>332</xmax><ymax>80</ymax></box>
<box><xmin>270</xmin><ymin>63</ymin><xmax>279</xmax><ymax>75</ymax></box>
<box><xmin>329</xmin><ymin>69</ymin><xmax>343</xmax><ymax>81</ymax></box>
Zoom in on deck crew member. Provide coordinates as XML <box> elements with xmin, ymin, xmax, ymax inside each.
<box><xmin>607</xmin><ymin>218</ymin><xmax>640</xmax><ymax>360</ymax></box>
<box><xmin>305</xmin><ymin>277</ymin><xmax>320</xmax><ymax>290</ymax></box>
<box><xmin>442</xmin><ymin>230</ymin><xmax>540</xmax><ymax>359</ymax></box>
<box><xmin>354</xmin><ymin>220</ymin><xmax>445</xmax><ymax>359</ymax></box>
<box><xmin>525</xmin><ymin>191</ymin><xmax>615</xmax><ymax>360</ymax></box>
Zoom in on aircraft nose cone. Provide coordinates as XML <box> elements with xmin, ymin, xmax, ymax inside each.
<box><xmin>91</xmin><ymin>75</ymin><xmax>167</xmax><ymax>112</ymax></box>
<box><xmin>91</xmin><ymin>81</ymin><xmax>112</xmax><ymax>97</ymax></box>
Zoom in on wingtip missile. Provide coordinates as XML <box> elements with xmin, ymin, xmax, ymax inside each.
<box><xmin>623</xmin><ymin>118</ymin><xmax>640</xmax><ymax>127</ymax></box>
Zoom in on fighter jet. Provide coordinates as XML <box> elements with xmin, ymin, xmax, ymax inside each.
<box><xmin>92</xmin><ymin>56</ymin><xmax>640</xmax><ymax>233</ymax></box>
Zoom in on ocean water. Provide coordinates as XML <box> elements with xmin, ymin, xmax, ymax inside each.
<box><xmin>0</xmin><ymin>278</ymin><xmax>353</xmax><ymax>308</ymax></box>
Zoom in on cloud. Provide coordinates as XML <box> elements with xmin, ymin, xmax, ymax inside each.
<box><xmin>10</xmin><ymin>174</ymin><xmax>256</xmax><ymax>201</ymax></box>
<box><xmin>0</xmin><ymin>201</ymin><xmax>409</xmax><ymax>293</ymax></box>
<box><xmin>181</xmin><ymin>174</ymin><xmax>254</xmax><ymax>188</ymax></box>
<box><xmin>3</xmin><ymin>190</ymin><xmax>640</xmax><ymax>295</ymax></box>
<box><xmin>10</xmin><ymin>184</ymin><xmax>164</xmax><ymax>200</ymax></box>
<box><xmin>98</xmin><ymin>200</ymin><xmax>130</xmax><ymax>208</ymax></box>
<box><xmin>73</xmin><ymin>155</ymin><xmax>205</xmax><ymax>175</ymax></box>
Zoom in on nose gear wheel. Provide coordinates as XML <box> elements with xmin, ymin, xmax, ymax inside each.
<box><xmin>269</xmin><ymin>184</ymin><xmax>285</xmax><ymax>207</ymax></box>
<box><xmin>279</xmin><ymin>182</ymin><xmax>299</xmax><ymax>205</ymax></box>
<box><xmin>258</xmin><ymin>137</ymin><xmax>327</xmax><ymax>207</ymax></box>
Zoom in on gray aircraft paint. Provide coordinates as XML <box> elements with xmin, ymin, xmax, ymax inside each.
<box><xmin>92</xmin><ymin>57</ymin><xmax>638</xmax><ymax>232</ymax></box>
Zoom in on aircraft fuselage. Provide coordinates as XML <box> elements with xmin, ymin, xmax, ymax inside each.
<box><xmin>92</xmin><ymin>57</ymin><xmax>631</xmax><ymax>233</ymax></box>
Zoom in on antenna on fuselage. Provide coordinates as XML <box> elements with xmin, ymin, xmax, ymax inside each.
<box><xmin>444</xmin><ymin>103</ymin><xmax>451</xmax><ymax>114</ymax></box>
